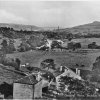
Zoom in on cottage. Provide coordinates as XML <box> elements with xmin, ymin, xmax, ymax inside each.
<box><xmin>13</xmin><ymin>74</ymin><xmax>42</xmax><ymax>99</ymax></box>
<box><xmin>54</xmin><ymin>66</ymin><xmax>82</xmax><ymax>89</ymax></box>
<box><xmin>57</xmin><ymin>66</ymin><xmax>81</xmax><ymax>80</ymax></box>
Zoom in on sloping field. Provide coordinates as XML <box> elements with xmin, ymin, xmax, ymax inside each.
<box><xmin>6</xmin><ymin>50</ymin><xmax>45</xmax><ymax>67</ymax></box>
<box><xmin>6</xmin><ymin>50</ymin><xmax>100</xmax><ymax>70</ymax></box>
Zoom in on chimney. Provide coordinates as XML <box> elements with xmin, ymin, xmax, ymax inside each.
<box><xmin>60</xmin><ymin>66</ymin><xmax>63</xmax><ymax>72</ymax></box>
<box><xmin>37</xmin><ymin>72</ymin><xmax>41</xmax><ymax>81</ymax></box>
<box><xmin>76</xmin><ymin>68</ymin><xmax>80</xmax><ymax>76</ymax></box>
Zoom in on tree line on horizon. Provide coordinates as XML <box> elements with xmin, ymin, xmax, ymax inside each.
<box><xmin>1</xmin><ymin>26</ymin><xmax>100</xmax><ymax>39</ymax></box>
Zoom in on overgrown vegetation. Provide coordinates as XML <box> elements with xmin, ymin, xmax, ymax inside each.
<box><xmin>40</xmin><ymin>59</ymin><xmax>56</xmax><ymax>70</ymax></box>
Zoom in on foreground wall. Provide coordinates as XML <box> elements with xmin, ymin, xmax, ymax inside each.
<box><xmin>13</xmin><ymin>83</ymin><xmax>33</xmax><ymax>99</ymax></box>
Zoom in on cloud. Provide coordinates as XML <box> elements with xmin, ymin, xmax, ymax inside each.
<box><xmin>1</xmin><ymin>1</ymin><xmax>100</xmax><ymax>27</ymax></box>
<box><xmin>0</xmin><ymin>9</ymin><xmax>27</xmax><ymax>24</ymax></box>
<box><xmin>29</xmin><ymin>7</ymin><xmax>64</xmax><ymax>27</ymax></box>
<box><xmin>28</xmin><ymin>1</ymin><xmax>100</xmax><ymax>27</ymax></box>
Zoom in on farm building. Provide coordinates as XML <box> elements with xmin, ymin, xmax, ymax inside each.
<box><xmin>13</xmin><ymin>74</ymin><xmax>42</xmax><ymax>99</ymax></box>
<box><xmin>0</xmin><ymin>64</ymin><xmax>27</xmax><ymax>99</ymax></box>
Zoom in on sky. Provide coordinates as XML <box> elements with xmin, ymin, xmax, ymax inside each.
<box><xmin>0</xmin><ymin>0</ymin><xmax>100</xmax><ymax>28</ymax></box>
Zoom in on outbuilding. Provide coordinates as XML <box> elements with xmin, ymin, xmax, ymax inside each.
<box><xmin>13</xmin><ymin>74</ymin><xmax>42</xmax><ymax>99</ymax></box>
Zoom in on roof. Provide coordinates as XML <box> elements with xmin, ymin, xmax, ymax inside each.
<box><xmin>69</xmin><ymin>65</ymin><xmax>91</xmax><ymax>70</ymax></box>
<box><xmin>0</xmin><ymin>64</ymin><xmax>26</xmax><ymax>84</ymax></box>
<box><xmin>53</xmin><ymin>70</ymin><xmax>63</xmax><ymax>77</ymax></box>
<box><xmin>61</xmin><ymin>62</ymin><xmax>92</xmax><ymax>70</ymax></box>
<box><xmin>14</xmin><ymin>74</ymin><xmax>38</xmax><ymax>85</ymax></box>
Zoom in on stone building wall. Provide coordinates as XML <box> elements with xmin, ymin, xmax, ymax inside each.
<box><xmin>13</xmin><ymin>83</ymin><xmax>33</xmax><ymax>99</ymax></box>
<box><xmin>34</xmin><ymin>80</ymin><xmax>42</xmax><ymax>98</ymax></box>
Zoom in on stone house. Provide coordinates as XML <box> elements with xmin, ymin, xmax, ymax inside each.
<box><xmin>13</xmin><ymin>74</ymin><xmax>42</xmax><ymax>99</ymax></box>
<box><xmin>53</xmin><ymin>66</ymin><xmax>82</xmax><ymax>89</ymax></box>
<box><xmin>56</xmin><ymin>66</ymin><xmax>82</xmax><ymax>80</ymax></box>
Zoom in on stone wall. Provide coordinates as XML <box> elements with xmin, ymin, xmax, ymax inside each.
<box><xmin>34</xmin><ymin>80</ymin><xmax>42</xmax><ymax>98</ymax></box>
<box><xmin>13</xmin><ymin>83</ymin><xmax>33</xmax><ymax>99</ymax></box>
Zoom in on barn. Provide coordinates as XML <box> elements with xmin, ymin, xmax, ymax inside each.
<box><xmin>13</xmin><ymin>74</ymin><xmax>42</xmax><ymax>99</ymax></box>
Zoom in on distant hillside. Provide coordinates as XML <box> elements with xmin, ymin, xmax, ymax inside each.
<box><xmin>0</xmin><ymin>23</ymin><xmax>43</xmax><ymax>31</ymax></box>
<box><xmin>59</xmin><ymin>21</ymin><xmax>100</xmax><ymax>35</ymax></box>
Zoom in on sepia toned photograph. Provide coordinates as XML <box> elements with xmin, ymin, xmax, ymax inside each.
<box><xmin>0</xmin><ymin>0</ymin><xmax>100</xmax><ymax>99</ymax></box>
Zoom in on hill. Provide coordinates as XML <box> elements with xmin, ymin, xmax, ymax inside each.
<box><xmin>59</xmin><ymin>21</ymin><xmax>100</xmax><ymax>35</ymax></box>
<box><xmin>0</xmin><ymin>23</ymin><xmax>43</xmax><ymax>31</ymax></box>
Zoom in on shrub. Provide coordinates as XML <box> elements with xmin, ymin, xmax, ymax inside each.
<box><xmin>1</xmin><ymin>58</ymin><xmax>21</xmax><ymax>70</ymax></box>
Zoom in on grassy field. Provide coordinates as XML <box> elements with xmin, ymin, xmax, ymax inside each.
<box><xmin>72</xmin><ymin>38</ymin><xmax>100</xmax><ymax>45</ymax></box>
<box><xmin>6</xmin><ymin>49</ymin><xmax>100</xmax><ymax>70</ymax></box>
<box><xmin>6</xmin><ymin>38</ymin><xmax>100</xmax><ymax>70</ymax></box>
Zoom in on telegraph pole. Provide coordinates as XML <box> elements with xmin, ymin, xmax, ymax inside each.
<box><xmin>31</xmin><ymin>26</ymin><xmax>32</xmax><ymax>31</ymax></box>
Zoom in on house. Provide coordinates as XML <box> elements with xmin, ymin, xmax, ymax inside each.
<box><xmin>13</xmin><ymin>74</ymin><xmax>42</xmax><ymax>99</ymax></box>
<box><xmin>56</xmin><ymin>66</ymin><xmax>82</xmax><ymax>80</ymax></box>
<box><xmin>53</xmin><ymin>66</ymin><xmax>82</xmax><ymax>89</ymax></box>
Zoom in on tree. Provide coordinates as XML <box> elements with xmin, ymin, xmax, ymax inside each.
<box><xmin>0</xmin><ymin>82</ymin><xmax>13</xmax><ymax>98</ymax></box>
<box><xmin>1</xmin><ymin>39</ymin><xmax>8</xmax><ymax>53</ymax></box>
<box><xmin>18</xmin><ymin>41</ymin><xmax>31</xmax><ymax>52</ymax></box>
<box><xmin>8</xmin><ymin>39</ymin><xmax>16</xmax><ymax>53</ymax></box>
<box><xmin>91</xmin><ymin>56</ymin><xmax>100</xmax><ymax>82</ymax></box>
<box><xmin>27</xmin><ymin>35</ymin><xmax>44</xmax><ymax>48</ymax></box>
<box><xmin>67</xmin><ymin>33</ymin><xmax>73</xmax><ymax>41</ymax></box>
<box><xmin>15</xmin><ymin>58</ymin><xmax>21</xmax><ymax>70</ymax></box>
<box><xmin>1</xmin><ymin>39</ymin><xmax>7</xmax><ymax>47</ymax></box>
<box><xmin>92</xmin><ymin>56</ymin><xmax>100</xmax><ymax>71</ymax></box>
<box><xmin>59</xmin><ymin>75</ymin><xmax>96</xmax><ymax>96</ymax></box>
<box><xmin>88</xmin><ymin>42</ymin><xmax>97</xmax><ymax>49</ymax></box>
<box><xmin>51</xmin><ymin>41</ymin><xmax>61</xmax><ymax>49</ymax></box>
<box><xmin>0</xmin><ymin>51</ymin><xmax>6</xmax><ymax>64</ymax></box>
<box><xmin>40</xmin><ymin>59</ymin><xmax>55</xmax><ymax>70</ymax></box>
<box><xmin>74</xmin><ymin>43</ymin><xmax>81</xmax><ymax>49</ymax></box>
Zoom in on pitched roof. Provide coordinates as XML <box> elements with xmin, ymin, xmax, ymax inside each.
<box><xmin>53</xmin><ymin>70</ymin><xmax>63</xmax><ymax>77</ymax></box>
<box><xmin>14</xmin><ymin>74</ymin><xmax>38</xmax><ymax>85</ymax></box>
<box><xmin>0</xmin><ymin>64</ymin><xmax>26</xmax><ymax>84</ymax></box>
<box><xmin>69</xmin><ymin>65</ymin><xmax>91</xmax><ymax>70</ymax></box>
